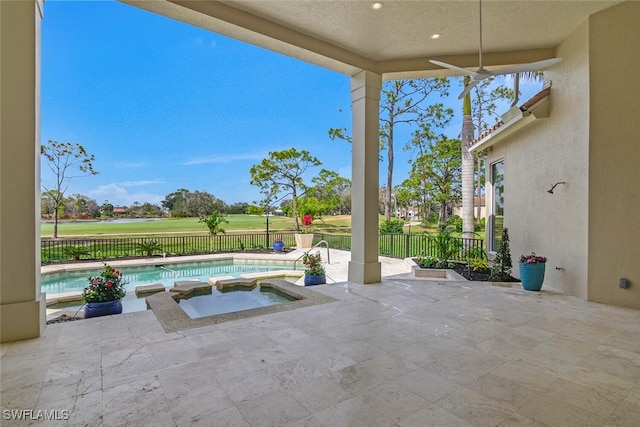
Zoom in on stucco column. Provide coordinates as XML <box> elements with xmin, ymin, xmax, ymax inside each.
<box><xmin>348</xmin><ymin>70</ymin><xmax>382</xmax><ymax>284</ymax></box>
<box><xmin>0</xmin><ymin>0</ymin><xmax>46</xmax><ymax>342</ymax></box>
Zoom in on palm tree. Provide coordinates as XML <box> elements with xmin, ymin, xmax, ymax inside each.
<box><xmin>461</xmin><ymin>76</ymin><xmax>475</xmax><ymax>237</ymax></box>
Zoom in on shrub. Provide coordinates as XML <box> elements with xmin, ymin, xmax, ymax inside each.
<box><xmin>63</xmin><ymin>245</ymin><xmax>90</xmax><ymax>261</ymax></box>
<box><xmin>135</xmin><ymin>240</ymin><xmax>163</xmax><ymax>257</ymax></box>
<box><xmin>379</xmin><ymin>219</ymin><xmax>405</xmax><ymax>234</ymax></box>
<box><xmin>199</xmin><ymin>212</ymin><xmax>228</xmax><ymax>235</ymax></box>
<box><xmin>302</xmin><ymin>252</ymin><xmax>325</xmax><ymax>275</ymax></box>
<box><xmin>490</xmin><ymin>227</ymin><xmax>513</xmax><ymax>281</ymax></box>
<box><xmin>448</xmin><ymin>215</ymin><xmax>462</xmax><ymax>232</ymax></box>
<box><xmin>464</xmin><ymin>246</ymin><xmax>486</xmax><ymax>260</ymax></box>
<box><xmin>417</xmin><ymin>255</ymin><xmax>438</xmax><ymax>268</ymax></box>
<box><xmin>469</xmin><ymin>257</ymin><xmax>489</xmax><ymax>271</ymax></box>
<box><xmin>432</xmin><ymin>226</ymin><xmax>462</xmax><ymax>261</ymax></box>
<box><xmin>417</xmin><ymin>255</ymin><xmax>454</xmax><ymax>269</ymax></box>
<box><xmin>82</xmin><ymin>263</ymin><xmax>128</xmax><ymax>303</ymax></box>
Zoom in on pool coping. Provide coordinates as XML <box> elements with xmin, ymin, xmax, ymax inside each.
<box><xmin>42</xmin><ymin>252</ymin><xmax>308</xmax><ymax>306</ymax></box>
<box><xmin>146</xmin><ymin>279</ymin><xmax>337</xmax><ymax>333</ymax></box>
<box><xmin>41</xmin><ymin>252</ymin><xmax>303</xmax><ymax>275</ymax></box>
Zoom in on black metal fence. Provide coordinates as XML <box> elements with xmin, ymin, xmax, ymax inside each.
<box><xmin>41</xmin><ymin>232</ymin><xmax>483</xmax><ymax>264</ymax></box>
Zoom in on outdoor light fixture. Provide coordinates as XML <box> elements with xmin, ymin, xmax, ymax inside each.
<box><xmin>371</xmin><ymin>2</ymin><xmax>383</xmax><ymax>10</ymax></box>
<box><xmin>431</xmin><ymin>33</ymin><xmax>441</xmax><ymax>39</ymax></box>
<box><xmin>547</xmin><ymin>181</ymin><xmax>565</xmax><ymax>194</ymax></box>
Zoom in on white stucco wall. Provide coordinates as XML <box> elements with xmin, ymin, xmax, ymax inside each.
<box><xmin>484</xmin><ymin>1</ymin><xmax>640</xmax><ymax>309</ymax></box>
<box><xmin>486</xmin><ymin>20</ymin><xmax>591</xmax><ymax>298</ymax></box>
<box><xmin>0</xmin><ymin>0</ymin><xmax>46</xmax><ymax>342</ymax></box>
<box><xmin>587</xmin><ymin>1</ymin><xmax>640</xmax><ymax>308</ymax></box>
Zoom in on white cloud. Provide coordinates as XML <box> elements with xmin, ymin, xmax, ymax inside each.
<box><xmin>183</xmin><ymin>154</ymin><xmax>264</xmax><ymax>165</ymax></box>
<box><xmin>89</xmin><ymin>184</ymin><xmax>163</xmax><ymax>206</ymax></box>
<box><xmin>117</xmin><ymin>180</ymin><xmax>164</xmax><ymax>187</ymax></box>
<box><xmin>113</xmin><ymin>161</ymin><xmax>147</xmax><ymax>168</ymax></box>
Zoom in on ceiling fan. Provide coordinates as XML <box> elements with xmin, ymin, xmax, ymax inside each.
<box><xmin>430</xmin><ymin>0</ymin><xmax>562</xmax><ymax>99</ymax></box>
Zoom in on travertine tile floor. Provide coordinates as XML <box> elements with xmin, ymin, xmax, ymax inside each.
<box><xmin>2</xmin><ymin>250</ymin><xmax>639</xmax><ymax>426</ymax></box>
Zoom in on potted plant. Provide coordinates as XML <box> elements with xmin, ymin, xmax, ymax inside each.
<box><xmin>295</xmin><ymin>214</ymin><xmax>315</xmax><ymax>248</ymax></box>
<box><xmin>273</xmin><ymin>237</ymin><xmax>285</xmax><ymax>252</ymax></box>
<box><xmin>82</xmin><ymin>263</ymin><xmax>128</xmax><ymax>318</ymax></box>
<box><xmin>302</xmin><ymin>252</ymin><xmax>326</xmax><ymax>286</ymax></box>
<box><xmin>519</xmin><ymin>252</ymin><xmax>547</xmax><ymax>291</ymax></box>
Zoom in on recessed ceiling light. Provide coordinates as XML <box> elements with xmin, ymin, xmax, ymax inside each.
<box><xmin>431</xmin><ymin>33</ymin><xmax>441</xmax><ymax>39</ymax></box>
<box><xmin>371</xmin><ymin>2</ymin><xmax>383</xmax><ymax>10</ymax></box>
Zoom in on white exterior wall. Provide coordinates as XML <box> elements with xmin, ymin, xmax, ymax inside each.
<box><xmin>485</xmin><ymin>1</ymin><xmax>640</xmax><ymax>308</ymax></box>
<box><xmin>586</xmin><ymin>1</ymin><xmax>640</xmax><ymax>308</ymax></box>
<box><xmin>486</xmin><ymin>21</ymin><xmax>591</xmax><ymax>298</ymax></box>
<box><xmin>0</xmin><ymin>0</ymin><xmax>46</xmax><ymax>342</ymax></box>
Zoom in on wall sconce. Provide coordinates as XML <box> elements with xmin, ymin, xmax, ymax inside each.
<box><xmin>547</xmin><ymin>181</ymin><xmax>565</xmax><ymax>194</ymax></box>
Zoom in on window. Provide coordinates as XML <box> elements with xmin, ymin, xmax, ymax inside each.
<box><xmin>491</xmin><ymin>161</ymin><xmax>504</xmax><ymax>251</ymax></box>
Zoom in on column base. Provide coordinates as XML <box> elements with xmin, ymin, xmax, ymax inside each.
<box><xmin>1</xmin><ymin>293</ymin><xmax>46</xmax><ymax>343</ymax></box>
<box><xmin>348</xmin><ymin>261</ymin><xmax>382</xmax><ymax>284</ymax></box>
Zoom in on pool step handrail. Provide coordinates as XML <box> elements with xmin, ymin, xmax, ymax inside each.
<box><xmin>293</xmin><ymin>240</ymin><xmax>330</xmax><ymax>270</ymax></box>
<box><xmin>158</xmin><ymin>265</ymin><xmax>180</xmax><ymax>278</ymax></box>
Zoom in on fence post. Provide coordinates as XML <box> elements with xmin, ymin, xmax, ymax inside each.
<box><xmin>405</xmin><ymin>234</ymin><xmax>410</xmax><ymax>258</ymax></box>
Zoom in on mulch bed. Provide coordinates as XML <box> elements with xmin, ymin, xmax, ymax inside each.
<box><xmin>47</xmin><ymin>314</ymin><xmax>82</xmax><ymax>324</ymax></box>
<box><xmin>450</xmin><ymin>262</ymin><xmax>520</xmax><ymax>282</ymax></box>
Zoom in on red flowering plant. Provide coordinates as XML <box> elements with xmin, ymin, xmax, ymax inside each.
<box><xmin>274</xmin><ymin>237</ymin><xmax>283</xmax><ymax>243</ymax></box>
<box><xmin>82</xmin><ymin>263</ymin><xmax>128</xmax><ymax>303</ymax></box>
<box><xmin>302</xmin><ymin>252</ymin><xmax>325</xmax><ymax>276</ymax></box>
<box><xmin>519</xmin><ymin>252</ymin><xmax>547</xmax><ymax>264</ymax></box>
<box><xmin>300</xmin><ymin>214</ymin><xmax>313</xmax><ymax>233</ymax></box>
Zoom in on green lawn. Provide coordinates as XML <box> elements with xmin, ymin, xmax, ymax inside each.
<box><xmin>41</xmin><ymin>214</ymin><xmax>479</xmax><ymax>239</ymax></box>
<box><xmin>41</xmin><ymin>215</ymin><xmax>298</xmax><ymax>238</ymax></box>
<box><xmin>41</xmin><ymin>214</ymin><xmax>359</xmax><ymax>238</ymax></box>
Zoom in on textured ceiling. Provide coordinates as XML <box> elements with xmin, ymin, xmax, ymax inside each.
<box><xmin>124</xmin><ymin>0</ymin><xmax>623</xmax><ymax>78</ymax></box>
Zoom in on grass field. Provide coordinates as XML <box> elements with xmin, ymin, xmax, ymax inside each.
<box><xmin>41</xmin><ymin>214</ymin><xmax>355</xmax><ymax>238</ymax></box>
<box><xmin>41</xmin><ymin>214</ymin><xmax>458</xmax><ymax>239</ymax></box>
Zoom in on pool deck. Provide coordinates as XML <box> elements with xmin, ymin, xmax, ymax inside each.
<box><xmin>2</xmin><ymin>249</ymin><xmax>639</xmax><ymax>426</ymax></box>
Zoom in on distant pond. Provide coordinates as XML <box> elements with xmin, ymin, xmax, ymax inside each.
<box><xmin>100</xmin><ymin>218</ymin><xmax>167</xmax><ymax>224</ymax></box>
<box><xmin>42</xmin><ymin>218</ymin><xmax>167</xmax><ymax>224</ymax></box>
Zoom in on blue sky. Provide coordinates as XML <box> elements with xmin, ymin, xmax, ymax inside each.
<box><xmin>41</xmin><ymin>0</ymin><xmax>540</xmax><ymax>208</ymax></box>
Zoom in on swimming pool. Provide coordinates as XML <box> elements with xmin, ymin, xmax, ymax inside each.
<box><xmin>41</xmin><ymin>260</ymin><xmax>295</xmax><ymax>295</ymax></box>
<box><xmin>177</xmin><ymin>286</ymin><xmax>297</xmax><ymax>319</ymax></box>
<box><xmin>43</xmin><ymin>259</ymin><xmax>300</xmax><ymax>315</ymax></box>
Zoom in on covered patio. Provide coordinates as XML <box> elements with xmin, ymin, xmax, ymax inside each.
<box><xmin>2</xmin><ymin>251</ymin><xmax>639</xmax><ymax>425</ymax></box>
<box><xmin>1</xmin><ymin>0</ymin><xmax>639</xmax><ymax>424</ymax></box>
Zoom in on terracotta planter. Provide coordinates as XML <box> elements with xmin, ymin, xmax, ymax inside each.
<box><xmin>294</xmin><ymin>233</ymin><xmax>314</xmax><ymax>248</ymax></box>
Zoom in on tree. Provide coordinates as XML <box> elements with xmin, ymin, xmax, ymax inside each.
<box><xmin>41</xmin><ymin>140</ymin><xmax>98</xmax><ymax>238</ymax></box>
<box><xmin>63</xmin><ymin>193</ymin><xmax>100</xmax><ymax>219</ymax></box>
<box><xmin>101</xmin><ymin>201</ymin><xmax>114</xmax><ymax>217</ymax></box>
<box><xmin>249</xmin><ymin>148</ymin><xmax>322</xmax><ymax>231</ymax></box>
<box><xmin>161</xmin><ymin>189</ymin><xmax>222</xmax><ymax>217</ymax></box>
<box><xmin>330</xmin><ymin>78</ymin><xmax>451</xmax><ymax>222</ymax></box>
<box><xmin>471</xmin><ymin>77</ymin><xmax>514</xmax><ymax>224</ymax></box>
<box><xmin>199</xmin><ymin>212</ymin><xmax>228</xmax><ymax>235</ymax></box>
<box><xmin>308</xmin><ymin>169</ymin><xmax>351</xmax><ymax>215</ymax></box>
<box><xmin>409</xmin><ymin>136</ymin><xmax>461</xmax><ymax>225</ymax></box>
<box><xmin>227</xmin><ymin>202</ymin><xmax>249</xmax><ymax>214</ymax></box>
<box><xmin>254</xmin><ymin>185</ymin><xmax>280</xmax><ymax>246</ymax></box>
<box><xmin>461</xmin><ymin>76</ymin><xmax>475</xmax><ymax>239</ymax></box>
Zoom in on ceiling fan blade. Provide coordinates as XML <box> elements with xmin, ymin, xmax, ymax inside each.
<box><xmin>489</xmin><ymin>58</ymin><xmax>563</xmax><ymax>77</ymax></box>
<box><xmin>458</xmin><ymin>79</ymin><xmax>480</xmax><ymax>99</ymax></box>
<box><xmin>429</xmin><ymin>60</ymin><xmax>479</xmax><ymax>77</ymax></box>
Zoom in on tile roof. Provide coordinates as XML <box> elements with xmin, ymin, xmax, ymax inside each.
<box><xmin>471</xmin><ymin>82</ymin><xmax>552</xmax><ymax>145</ymax></box>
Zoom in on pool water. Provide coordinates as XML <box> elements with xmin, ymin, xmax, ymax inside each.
<box><xmin>41</xmin><ymin>261</ymin><xmax>293</xmax><ymax>295</ymax></box>
<box><xmin>178</xmin><ymin>287</ymin><xmax>297</xmax><ymax>319</ymax></box>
